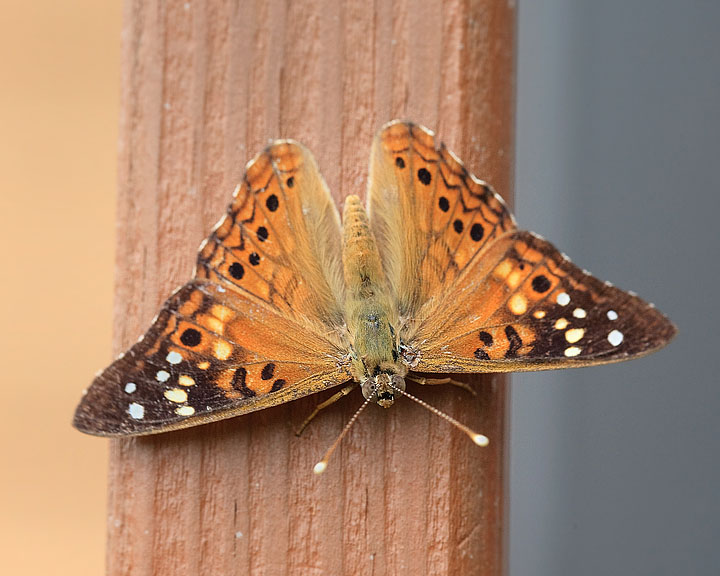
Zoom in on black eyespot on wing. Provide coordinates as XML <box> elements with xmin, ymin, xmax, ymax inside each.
<box><xmin>231</xmin><ymin>367</ymin><xmax>255</xmax><ymax>397</ymax></box>
<box><xmin>417</xmin><ymin>167</ymin><xmax>431</xmax><ymax>186</ymax></box>
<box><xmin>438</xmin><ymin>196</ymin><xmax>450</xmax><ymax>212</ymax></box>
<box><xmin>531</xmin><ymin>275</ymin><xmax>551</xmax><ymax>293</ymax></box>
<box><xmin>474</xmin><ymin>348</ymin><xmax>490</xmax><ymax>360</ymax></box>
<box><xmin>286</xmin><ymin>177</ymin><xmax>295</xmax><ymax>188</ymax></box>
<box><xmin>395</xmin><ymin>157</ymin><xmax>405</xmax><ymax>169</ymax></box>
<box><xmin>229</xmin><ymin>262</ymin><xmax>245</xmax><ymax>280</ymax></box>
<box><xmin>271</xmin><ymin>379</ymin><xmax>286</xmax><ymax>392</ymax></box>
<box><xmin>453</xmin><ymin>219</ymin><xmax>464</xmax><ymax>234</ymax></box>
<box><xmin>180</xmin><ymin>328</ymin><xmax>202</xmax><ymax>347</ymax></box>
<box><xmin>249</xmin><ymin>252</ymin><xmax>260</xmax><ymax>266</ymax></box>
<box><xmin>505</xmin><ymin>325</ymin><xmax>522</xmax><ymax>358</ymax></box>
<box><xmin>266</xmin><ymin>194</ymin><xmax>279</xmax><ymax>212</ymax></box>
<box><xmin>261</xmin><ymin>363</ymin><xmax>275</xmax><ymax>380</ymax></box>
<box><xmin>470</xmin><ymin>223</ymin><xmax>484</xmax><ymax>242</ymax></box>
<box><xmin>257</xmin><ymin>226</ymin><xmax>269</xmax><ymax>242</ymax></box>
<box><xmin>478</xmin><ymin>331</ymin><xmax>493</xmax><ymax>346</ymax></box>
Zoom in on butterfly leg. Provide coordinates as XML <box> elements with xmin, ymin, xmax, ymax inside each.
<box><xmin>295</xmin><ymin>382</ymin><xmax>358</xmax><ymax>437</ymax></box>
<box><xmin>406</xmin><ymin>375</ymin><xmax>476</xmax><ymax>396</ymax></box>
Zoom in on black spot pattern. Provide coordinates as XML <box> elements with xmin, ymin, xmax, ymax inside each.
<box><xmin>249</xmin><ymin>252</ymin><xmax>260</xmax><ymax>266</ymax></box>
<box><xmin>232</xmin><ymin>367</ymin><xmax>255</xmax><ymax>397</ymax></box>
<box><xmin>286</xmin><ymin>177</ymin><xmax>295</xmax><ymax>188</ymax></box>
<box><xmin>505</xmin><ymin>325</ymin><xmax>522</xmax><ymax>358</ymax></box>
<box><xmin>474</xmin><ymin>348</ymin><xmax>490</xmax><ymax>360</ymax></box>
<box><xmin>532</xmin><ymin>275</ymin><xmax>551</xmax><ymax>293</ymax></box>
<box><xmin>229</xmin><ymin>262</ymin><xmax>244</xmax><ymax>280</ymax></box>
<box><xmin>453</xmin><ymin>219</ymin><xmax>464</xmax><ymax>234</ymax></box>
<box><xmin>417</xmin><ymin>167</ymin><xmax>431</xmax><ymax>186</ymax></box>
<box><xmin>266</xmin><ymin>194</ymin><xmax>279</xmax><ymax>212</ymax></box>
<box><xmin>470</xmin><ymin>223</ymin><xmax>484</xmax><ymax>242</ymax></box>
<box><xmin>395</xmin><ymin>157</ymin><xmax>405</xmax><ymax>169</ymax></box>
<box><xmin>257</xmin><ymin>226</ymin><xmax>269</xmax><ymax>242</ymax></box>
<box><xmin>438</xmin><ymin>196</ymin><xmax>450</xmax><ymax>212</ymax></box>
<box><xmin>478</xmin><ymin>331</ymin><xmax>493</xmax><ymax>346</ymax></box>
<box><xmin>261</xmin><ymin>363</ymin><xmax>275</xmax><ymax>380</ymax></box>
<box><xmin>271</xmin><ymin>379</ymin><xmax>286</xmax><ymax>392</ymax></box>
<box><xmin>180</xmin><ymin>328</ymin><xmax>202</xmax><ymax>347</ymax></box>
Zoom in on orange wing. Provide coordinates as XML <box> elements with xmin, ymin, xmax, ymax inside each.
<box><xmin>196</xmin><ymin>140</ymin><xmax>345</xmax><ymax>331</ymax></box>
<box><xmin>368</xmin><ymin>120</ymin><xmax>516</xmax><ymax>323</ymax></box>
<box><xmin>408</xmin><ymin>231</ymin><xmax>676</xmax><ymax>372</ymax></box>
<box><xmin>367</xmin><ymin>121</ymin><xmax>675</xmax><ymax>373</ymax></box>
<box><xmin>74</xmin><ymin>142</ymin><xmax>351</xmax><ymax>436</ymax></box>
<box><xmin>74</xmin><ymin>281</ymin><xmax>350</xmax><ymax>436</ymax></box>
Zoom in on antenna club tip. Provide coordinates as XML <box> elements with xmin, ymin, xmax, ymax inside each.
<box><xmin>472</xmin><ymin>434</ymin><xmax>490</xmax><ymax>447</ymax></box>
<box><xmin>313</xmin><ymin>461</ymin><xmax>328</xmax><ymax>475</ymax></box>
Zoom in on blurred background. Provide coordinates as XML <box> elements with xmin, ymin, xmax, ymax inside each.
<box><xmin>1</xmin><ymin>1</ymin><xmax>717</xmax><ymax>575</ymax></box>
<box><xmin>513</xmin><ymin>2</ymin><xmax>720</xmax><ymax>575</ymax></box>
<box><xmin>0</xmin><ymin>1</ymin><xmax>120</xmax><ymax>573</ymax></box>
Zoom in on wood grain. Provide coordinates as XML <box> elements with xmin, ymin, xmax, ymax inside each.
<box><xmin>108</xmin><ymin>1</ymin><xmax>515</xmax><ymax>574</ymax></box>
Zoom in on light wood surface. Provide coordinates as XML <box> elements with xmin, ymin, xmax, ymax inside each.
<box><xmin>108</xmin><ymin>1</ymin><xmax>516</xmax><ymax>574</ymax></box>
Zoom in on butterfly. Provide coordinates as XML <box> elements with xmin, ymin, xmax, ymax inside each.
<box><xmin>74</xmin><ymin>120</ymin><xmax>676</xmax><ymax>447</ymax></box>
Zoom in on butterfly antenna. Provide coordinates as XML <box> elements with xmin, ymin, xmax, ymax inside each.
<box><xmin>388</xmin><ymin>381</ymin><xmax>489</xmax><ymax>447</ymax></box>
<box><xmin>313</xmin><ymin>391</ymin><xmax>375</xmax><ymax>475</ymax></box>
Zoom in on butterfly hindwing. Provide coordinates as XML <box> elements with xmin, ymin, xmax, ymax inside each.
<box><xmin>196</xmin><ymin>140</ymin><xmax>345</xmax><ymax>330</ymax></box>
<box><xmin>74</xmin><ymin>281</ymin><xmax>350</xmax><ymax>436</ymax></box>
<box><xmin>368</xmin><ymin>120</ymin><xmax>516</xmax><ymax>320</ymax></box>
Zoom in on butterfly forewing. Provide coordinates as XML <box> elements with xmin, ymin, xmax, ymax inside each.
<box><xmin>74</xmin><ymin>281</ymin><xmax>350</xmax><ymax>436</ymax></box>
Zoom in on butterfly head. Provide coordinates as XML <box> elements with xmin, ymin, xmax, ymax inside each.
<box><xmin>361</xmin><ymin>372</ymin><xmax>406</xmax><ymax>408</ymax></box>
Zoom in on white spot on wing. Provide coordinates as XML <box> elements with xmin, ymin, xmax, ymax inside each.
<box><xmin>156</xmin><ymin>370</ymin><xmax>171</xmax><ymax>382</ymax></box>
<box><xmin>607</xmin><ymin>310</ymin><xmax>618</xmax><ymax>321</ymax></box>
<box><xmin>564</xmin><ymin>346</ymin><xmax>582</xmax><ymax>357</ymax></box>
<box><xmin>573</xmin><ymin>308</ymin><xmax>587</xmax><ymax>319</ymax></box>
<box><xmin>565</xmin><ymin>328</ymin><xmax>585</xmax><ymax>344</ymax></box>
<box><xmin>175</xmin><ymin>405</ymin><xmax>195</xmax><ymax>416</ymax></box>
<box><xmin>608</xmin><ymin>330</ymin><xmax>624</xmax><ymax>346</ymax></box>
<box><xmin>124</xmin><ymin>382</ymin><xmax>137</xmax><ymax>394</ymax></box>
<box><xmin>166</xmin><ymin>351</ymin><xmax>183</xmax><ymax>365</ymax></box>
<box><xmin>164</xmin><ymin>388</ymin><xmax>188</xmax><ymax>403</ymax></box>
<box><xmin>128</xmin><ymin>403</ymin><xmax>144</xmax><ymax>419</ymax></box>
<box><xmin>556</xmin><ymin>292</ymin><xmax>570</xmax><ymax>306</ymax></box>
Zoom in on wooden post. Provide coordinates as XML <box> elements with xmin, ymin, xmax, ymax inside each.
<box><xmin>108</xmin><ymin>1</ymin><xmax>515</xmax><ymax>574</ymax></box>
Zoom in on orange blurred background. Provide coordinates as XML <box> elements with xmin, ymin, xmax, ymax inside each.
<box><xmin>0</xmin><ymin>1</ymin><xmax>121</xmax><ymax>573</ymax></box>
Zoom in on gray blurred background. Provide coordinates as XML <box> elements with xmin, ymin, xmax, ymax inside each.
<box><xmin>511</xmin><ymin>1</ymin><xmax>720</xmax><ymax>575</ymax></box>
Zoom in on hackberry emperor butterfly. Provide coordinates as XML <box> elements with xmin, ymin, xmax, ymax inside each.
<box><xmin>74</xmin><ymin>120</ymin><xmax>675</xmax><ymax>446</ymax></box>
